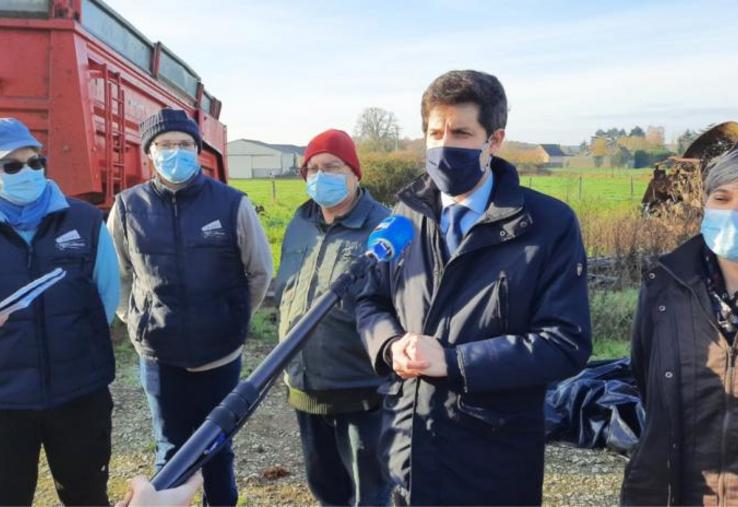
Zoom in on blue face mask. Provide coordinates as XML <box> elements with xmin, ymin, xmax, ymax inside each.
<box><xmin>0</xmin><ymin>166</ymin><xmax>48</xmax><ymax>205</ymax></box>
<box><xmin>306</xmin><ymin>171</ymin><xmax>349</xmax><ymax>208</ymax></box>
<box><xmin>426</xmin><ymin>144</ymin><xmax>489</xmax><ymax>196</ymax></box>
<box><xmin>701</xmin><ymin>208</ymin><xmax>738</xmax><ymax>260</ymax></box>
<box><xmin>153</xmin><ymin>148</ymin><xmax>201</xmax><ymax>184</ymax></box>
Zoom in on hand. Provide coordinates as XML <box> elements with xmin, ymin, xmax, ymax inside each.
<box><xmin>391</xmin><ymin>333</ymin><xmax>448</xmax><ymax>378</ymax></box>
<box><xmin>391</xmin><ymin>333</ymin><xmax>429</xmax><ymax>379</ymax></box>
<box><xmin>408</xmin><ymin>334</ymin><xmax>448</xmax><ymax>377</ymax></box>
<box><xmin>115</xmin><ymin>473</ymin><xmax>203</xmax><ymax>507</ymax></box>
<box><xmin>0</xmin><ymin>315</ymin><xmax>6</xmax><ymax>327</ymax></box>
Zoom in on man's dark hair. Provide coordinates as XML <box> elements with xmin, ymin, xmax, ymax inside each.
<box><xmin>421</xmin><ymin>70</ymin><xmax>507</xmax><ymax>136</ymax></box>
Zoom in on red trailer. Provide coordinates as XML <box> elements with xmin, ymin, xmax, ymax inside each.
<box><xmin>0</xmin><ymin>0</ymin><xmax>229</xmax><ymax>209</ymax></box>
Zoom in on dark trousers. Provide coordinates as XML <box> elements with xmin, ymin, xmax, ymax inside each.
<box><xmin>0</xmin><ymin>388</ymin><xmax>113</xmax><ymax>506</ymax></box>
<box><xmin>140</xmin><ymin>356</ymin><xmax>241</xmax><ymax>506</ymax></box>
<box><xmin>296</xmin><ymin>408</ymin><xmax>391</xmax><ymax>506</ymax></box>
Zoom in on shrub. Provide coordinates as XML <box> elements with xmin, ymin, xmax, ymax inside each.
<box><xmin>360</xmin><ymin>151</ymin><xmax>423</xmax><ymax>205</ymax></box>
<box><xmin>578</xmin><ymin>198</ymin><xmax>700</xmax><ymax>287</ymax></box>
<box><xmin>590</xmin><ymin>288</ymin><xmax>638</xmax><ymax>345</ymax></box>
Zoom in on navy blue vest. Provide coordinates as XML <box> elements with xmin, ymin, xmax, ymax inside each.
<box><xmin>0</xmin><ymin>199</ymin><xmax>113</xmax><ymax>410</ymax></box>
<box><xmin>117</xmin><ymin>173</ymin><xmax>250</xmax><ymax>368</ymax></box>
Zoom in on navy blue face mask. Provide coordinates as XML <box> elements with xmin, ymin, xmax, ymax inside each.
<box><xmin>426</xmin><ymin>145</ymin><xmax>488</xmax><ymax>196</ymax></box>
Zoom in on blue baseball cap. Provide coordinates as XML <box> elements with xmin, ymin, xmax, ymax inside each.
<box><xmin>0</xmin><ymin>118</ymin><xmax>42</xmax><ymax>159</ymax></box>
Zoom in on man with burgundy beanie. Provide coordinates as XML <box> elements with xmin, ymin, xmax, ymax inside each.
<box><xmin>275</xmin><ymin>129</ymin><xmax>390</xmax><ymax>505</ymax></box>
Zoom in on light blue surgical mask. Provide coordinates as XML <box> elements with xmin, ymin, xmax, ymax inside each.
<box><xmin>0</xmin><ymin>166</ymin><xmax>48</xmax><ymax>205</ymax></box>
<box><xmin>306</xmin><ymin>171</ymin><xmax>349</xmax><ymax>208</ymax></box>
<box><xmin>153</xmin><ymin>148</ymin><xmax>201</xmax><ymax>184</ymax></box>
<box><xmin>701</xmin><ymin>208</ymin><xmax>738</xmax><ymax>260</ymax></box>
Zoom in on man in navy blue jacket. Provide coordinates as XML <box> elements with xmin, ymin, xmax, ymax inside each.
<box><xmin>355</xmin><ymin>70</ymin><xmax>592</xmax><ymax>505</ymax></box>
<box><xmin>0</xmin><ymin>118</ymin><xmax>120</xmax><ymax>505</ymax></box>
<box><xmin>108</xmin><ymin>109</ymin><xmax>272</xmax><ymax>506</ymax></box>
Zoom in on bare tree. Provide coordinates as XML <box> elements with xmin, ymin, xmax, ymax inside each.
<box><xmin>354</xmin><ymin>107</ymin><xmax>401</xmax><ymax>152</ymax></box>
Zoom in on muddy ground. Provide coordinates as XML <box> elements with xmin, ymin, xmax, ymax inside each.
<box><xmin>34</xmin><ymin>323</ymin><xmax>626</xmax><ymax>506</ymax></box>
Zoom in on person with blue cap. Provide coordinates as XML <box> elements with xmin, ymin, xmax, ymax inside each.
<box><xmin>107</xmin><ymin>108</ymin><xmax>273</xmax><ymax>506</ymax></box>
<box><xmin>0</xmin><ymin>118</ymin><xmax>120</xmax><ymax>505</ymax></box>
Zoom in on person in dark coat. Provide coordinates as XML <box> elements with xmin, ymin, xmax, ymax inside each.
<box><xmin>276</xmin><ymin>129</ymin><xmax>391</xmax><ymax>506</ymax></box>
<box><xmin>0</xmin><ymin>118</ymin><xmax>120</xmax><ymax>505</ymax></box>
<box><xmin>355</xmin><ymin>70</ymin><xmax>592</xmax><ymax>506</ymax></box>
<box><xmin>108</xmin><ymin>109</ymin><xmax>273</xmax><ymax>506</ymax></box>
<box><xmin>621</xmin><ymin>145</ymin><xmax>738</xmax><ymax>506</ymax></box>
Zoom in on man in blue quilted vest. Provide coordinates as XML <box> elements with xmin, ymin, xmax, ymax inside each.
<box><xmin>0</xmin><ymin>118</ymin><xmax>120</xmax><ymax>505</ymax></box>
<box><xmin>107</xmin><ymin>108</ymin><xmax>272</xmax><ymax>506</ymax></box>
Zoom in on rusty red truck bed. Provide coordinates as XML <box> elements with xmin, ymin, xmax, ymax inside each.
<box><xmin>0</xmin><ymin>0</ymin><xmax>229</xmax><ymax>209</ymax></box>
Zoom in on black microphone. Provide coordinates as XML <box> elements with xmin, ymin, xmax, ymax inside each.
<box><xmin>151</xmin><ymin>215</ymin><xmax>414</xmax><ymax>490</ymax></box>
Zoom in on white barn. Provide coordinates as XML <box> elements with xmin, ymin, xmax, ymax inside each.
<box><xmin>227</xmin><ymin>139</ymin><xmax>305</xmax><ymax>179</ymax></box>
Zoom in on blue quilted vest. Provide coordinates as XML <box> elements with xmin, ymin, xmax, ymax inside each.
<box><xmin>117</xmin><ymin>173</ymin><xmax>250</xmax><ymax>368</ymax></box>
<box><xmin>0</xmin><ymin>199</ymin><xmax>113</xmax><ymax>410</ymax></box>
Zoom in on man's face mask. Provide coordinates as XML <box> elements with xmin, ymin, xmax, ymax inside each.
<box><xmin>425</xmin><ymin>142</ymin><xmax>490</xmax><ymax>196</ymax></box>
<box><xmin>702</xmin><ymin>207</ymin><xmax>738</xmax><ymax>261</ymax></box>
<box><xmin>0</xmin><ymin>164</ymin><xmax>48</xmax><ymax>205</ymax></box>
<box><xmin>306</xmin><ymin>171</ymin><xmax>349</xmax><ymax>208</ymax></box>
<box><xmin>153</xmin><ymin>148</ymin><xmax>201</xmax><ymax>184</ymax></box>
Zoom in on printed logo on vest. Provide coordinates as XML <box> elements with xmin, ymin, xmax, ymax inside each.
<box><xmin>201</xmin><ymin>219</ymin><xmax>226</xmax><ymax>240</ymax></box>
<box><xmin>55</xmin><ymin>229</ymin><xmax>86</xmax><ymax>251</ymax></box>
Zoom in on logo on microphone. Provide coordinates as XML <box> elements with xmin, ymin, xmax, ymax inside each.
<box><xmin>366</xmin><ymin>215</ymin><xmax>414</xmax><ymax>262</ymax></box>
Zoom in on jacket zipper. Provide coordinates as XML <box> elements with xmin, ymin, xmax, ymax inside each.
<box><xmin>27</xmin><ymin>234</ymin><xmax>50</xmax><ymax>404</ymax></box>
<box><xmin>421</xmin><ymin>217</ymin><xmax>446</xmax><ymax>333</ymax></box>
<box><xmin>171</xmin><ymin>193</ymin><xmax>189</xmax><ymax>354</ymax></box>
<box><xmin>719</xmin><ymin>345</ymin><xmax>737</xmax><ymax>507</ymax></box>
<box><xmin>305</xmin><ymin>226</ymin><xmax>327</xmax><ymax>306</ymax></box>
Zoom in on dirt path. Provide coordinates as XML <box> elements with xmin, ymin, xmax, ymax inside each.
<box><xmin>34</xmin><ymin>333</ymin><xmax>625</xmax><ymax>506</ymax></box>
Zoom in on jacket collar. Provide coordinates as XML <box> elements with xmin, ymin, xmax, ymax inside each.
<box><xmin>151</xmin><ymin>170</ymin><xmax>207</xmax><ymax>199</ymax></box>
<box><xmin>299</xmin><ymin>188</ymin><xmax>375</xmax><ymax>230</ymax></box>
<box><xmin>479</xmin><ymin>156</ymin><xmax>525</xmax><ymax>223</ymax></box>
<box><xmin>398</xmin><ymin>156</ymin><xmax>525</xmax><ymax>225</ymax></box>
<box><xmin>658</xmin><ymin>234</ymin><xmax>708</xmax><ymax>288</ymax></box>
<box><xmin>658</xmin><ymin>234</ymin><xmax>725</xmax><ymax>338</ymax></box>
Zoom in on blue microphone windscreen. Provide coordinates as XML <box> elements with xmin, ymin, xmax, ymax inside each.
<box><xmin>366</xmin><ymin>215</ymin><xmax>415</xmax><ymax>262</ymax></box>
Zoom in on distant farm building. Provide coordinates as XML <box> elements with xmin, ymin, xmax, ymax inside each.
<box><xmin>227</xmin><ymin>139</ymin><xmax>305</xmax><ymax>179</ymax></box>
<box><xmin>540</xmin><ymin>144</ymin><xmax>572</xmax><ymax>168</ymax></box>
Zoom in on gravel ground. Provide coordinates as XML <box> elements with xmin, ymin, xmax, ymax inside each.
<box><xmin>33</xmin><ymin>329</ymin><xmax>625</xmax><ymax>506</ymax></box>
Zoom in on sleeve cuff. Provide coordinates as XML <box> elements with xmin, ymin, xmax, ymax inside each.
<box><xmin>444</xmin><ymin>347</ymin><xmax>463</xmax><ymax>390</ymax></box>
<box><xmin>378</xmin><ymin>336</ymin><xmax>402</xmax><ymax>374</ymax></box>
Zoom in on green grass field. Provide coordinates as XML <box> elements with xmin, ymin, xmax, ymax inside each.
<box><xmin>522</xmin><ymin>168</ymin><xmax>652</xmax><ymax>212</ymax></box>
<box><xmin>229</xmin><ymin>179</ymin><xmax>306</xmax><ymax>270</ymax></box>
<box><xmin>230</xmin><ymin>168</ymin><xmax>653</xmax><ymax>267</ymax></box>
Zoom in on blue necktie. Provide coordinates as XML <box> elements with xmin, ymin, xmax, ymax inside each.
<box><xmin>444</xmin><ymin>203</ymin><xmax>470</xmax><ymax>254</ymax></box>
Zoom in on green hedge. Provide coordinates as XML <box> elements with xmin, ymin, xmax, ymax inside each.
<box><xmin>360</xmin><ymin>151</ymin><xmax>423</xmax><ymax>205</ymax></box>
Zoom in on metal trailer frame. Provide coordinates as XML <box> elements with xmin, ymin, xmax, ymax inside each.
<box><xmin>0</xmin><ymin>0</ymin><xmax>229</xmax><ymax>209</ymax></box>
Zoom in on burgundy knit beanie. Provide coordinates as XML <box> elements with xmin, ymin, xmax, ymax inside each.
<box><xmin>301</xmin><ymin>129</ymin><xmax>361</xmax><ymax>180</ymax></box>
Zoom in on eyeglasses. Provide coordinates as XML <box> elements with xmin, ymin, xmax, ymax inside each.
<box><xmin>153</xmin><ymin>141</ymin><xmax>198</xmax><ymax>151</ymax></box>
<box><xmin>0</xmin><ymin>156</ymin><xmax>46</xmax><ymax>175</ymax></box>
<box><xmin>305</xmin><ymin>162</ymin><xmax>347</xmax><ymax>176</ymax></box>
